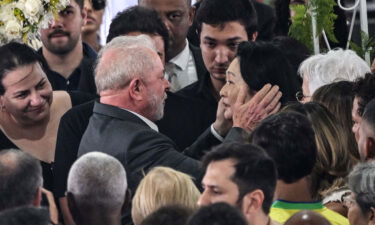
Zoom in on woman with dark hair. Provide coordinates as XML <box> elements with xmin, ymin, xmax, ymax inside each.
<box><xmin>272</xmin><ymin>36</ymin><xmax>310</xmax><ymax>88</ymax></box>
<box><xmin>0</xmin><ymin>42</ymin><xmax>93</xmax><ymax>191</ymax></box>
<box><xmin>220</xmin><ymin>41</ymin><xmax>299</xmax><ymax>129</ymax></box>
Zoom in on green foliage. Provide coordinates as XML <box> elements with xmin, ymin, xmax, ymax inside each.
<box><xmin>349</xmin><ymin>31</ymin><xmax>375</xmax><ymax>60</ymax></box>
<box><xmin>312</xmin><ymin>0</ymin><xmax>338</xmax><ymax>43</ymax></box>
<box><xmin>289</xmin><ymin>0</ymin><xmax>338</xmax><ymax>53</ymax></box>
<box><xmin>289</xmin><ymin>4</ymin><xmax>313</xmax><ymax>51</ymax></box>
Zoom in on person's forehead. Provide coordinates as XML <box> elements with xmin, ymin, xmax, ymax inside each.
<box><xmin>228</xmin><ymin>58</ymin><xmax>240</xmax><ymax>71</ymax></box>
<box><xmin>201</xmin><ymin>22</ymin><xmax>247</xmax><ymax>40</ymax></box>
<box><xmin>64</xmin><ymin>0</ymin><xmax>81</xmax><ymax>10</ymax></box>
<box><xmin>2</xmin><ymin>64</ymin><xmax>44</xmax><ymax>91</ymax></box>
<box><xmin>361</xmin><ymin>119</ymin><xmax>375</xmax><ymax>137</ymax></box>
<box><xmin>205</xmin><ymin>159</ymin><xmax>236</xmax><ymax>181</ymax></box>
<box><xmin>140</xmin><ymin>0</ymin><xmax>189</xmax><ymax>11</ymax></box>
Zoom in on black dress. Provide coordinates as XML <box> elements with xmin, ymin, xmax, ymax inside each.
<box><xmin>0</xmin><ymin>91</ymin><xmax>94</xmax><ymax>191</ymax></box>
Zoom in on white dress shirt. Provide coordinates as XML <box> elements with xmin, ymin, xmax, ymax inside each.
<box><xmin>165</xmin><ymin>40</ymin><xmax>198</xmax><ymax>92</ymax></box>
<box><xmin>122</xmin><ymin>108</ymin><xmax>159</xmax><ymax>132</ymax></box>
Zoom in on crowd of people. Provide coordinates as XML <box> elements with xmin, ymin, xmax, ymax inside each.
<box><xmin>0</xmin><ymin>0</ymin><xmax>375</xmax><ymax>224</ymax></box>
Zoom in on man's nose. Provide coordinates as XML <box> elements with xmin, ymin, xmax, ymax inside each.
<box><xmin>197</xmin><ymin>191</ymin><xmax>210</xmax><ymax>207</ymax></box>
<box><xmin>50</xmin><ymin>17</ymin><xmax>63</xmax><ymax>29</ymax></box>
<box><xmin>214</xmin><ymin>47</ymin><xmax>229</xmax><ymax>64</ymax></box>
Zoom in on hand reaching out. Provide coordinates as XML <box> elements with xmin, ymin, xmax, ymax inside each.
<box><xmin>41</xmin><ymin>188</ymin><xmax>59</xmax><ymax>225</ymax></box>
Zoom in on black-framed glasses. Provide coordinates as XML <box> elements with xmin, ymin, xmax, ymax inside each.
<box><xmin>295</xmin><ymin>91</ymin><xmax>311</xmax><ymax>102</ymax></box>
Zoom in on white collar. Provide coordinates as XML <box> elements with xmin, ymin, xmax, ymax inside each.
<box><xmin>169</xmin><ymin>40</ymin><xmax>190</xmax><ymax>70</ymax></box>
<box><xmin>122</xmin><ymin>109</ymin><xmax>159</xmax><ymax>132</ymax></box>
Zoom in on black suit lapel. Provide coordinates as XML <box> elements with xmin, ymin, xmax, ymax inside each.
<box><xmin>189</xmin><ymin>44</ymin><xmax>207</xmax><ymax>81</ymax></box>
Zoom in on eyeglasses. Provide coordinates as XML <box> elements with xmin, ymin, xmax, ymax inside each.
<box><xmin>295</xmin><ymin>91</ymin><xmax>311</xmax><ymax>102</ymax></box>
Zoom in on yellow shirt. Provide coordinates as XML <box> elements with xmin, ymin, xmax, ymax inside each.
<box><xmin>269</xmin><ymin>200</ymin><xmax>349</xmax><ymax>225</ymax></box>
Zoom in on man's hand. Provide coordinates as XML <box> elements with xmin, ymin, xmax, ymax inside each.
<box><xmin>213</xmin><ymin>98</ymin><xmax>233</xmax><ymax>137</ymax></box>
<box><xmin>41</xmin><ymin>188</ymin><xmax>59</xmax><ymax>225</ymax></box>
<box><xmin>232</xmin><ymin>84</ymin><xmax>282</xmax><ymax>132</ymax></box>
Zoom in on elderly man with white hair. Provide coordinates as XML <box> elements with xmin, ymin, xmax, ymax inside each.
<box><xmin>77</xmin><ymin>35</ymin><xmax>216</xmax><ymax>191</ymax></box>
<box><xmin>67</xmin><ymin>152</ymin><xmax>128</xmax><ymax>225</ymax></box>
<box><xmin>347</xmin><ymin>162</ymin><xmax>375</xmax><ymax>225</ymax></box>
<box><xmin>298</xmin><ymin>49</ymin><xmax>371</xmax><ymax>102</ymax></box>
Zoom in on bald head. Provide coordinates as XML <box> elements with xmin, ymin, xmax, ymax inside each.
<box><xmin>284</xmin><ymin>211</ymin><xmax>332</xmax><ymax>225</ymax></box>
<box><xmin>0</xmin><ymin>149</ymin><xmax>42</xmax><ymax>211</ymax></box>
<box><xmin>67</xmin><ymin>152</ymin><xmax>128</xmax><ymax>212</ymax></box>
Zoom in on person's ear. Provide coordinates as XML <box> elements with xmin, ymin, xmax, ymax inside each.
<box><xmin>32</xmin><ymin>187</ymin><xmax>42</xmax><ymax>207</ymax></box>
<box><xmin>129</xmin><ymin>78</ymin><xmax>145</xmax><ymax>101</ymax></box>
<box><xmin>67</xmin><ymin>192</ymin><xmax>80</xmax><ymax>223</ymax></box>
<box><xmin>0</xmin><ymin>96</ymin><xmax>5</xmax><ymax>112</ymax></box>
<box><xmin>366</xmin><ymin>137</ymin><xmax>375</xmax><ymax>160</ymax></box>
<box><xmin>188</xmin><ymin>5</ymin><xmax>195</xmax><ymax>26</ymax></box>
<box><xmin>251</xmin><ymin>32</ymin><xmax>258</xmax><ymax>41</ymax></box>
<box><xmin>368</xmin><ymin>207</ymin><xmax>375</xmax><ymax>225</ymax></box>
<box><xmin>241</xmin><ymin>189</ymin><xmax>264</xmax><ymax>216</ymax></box>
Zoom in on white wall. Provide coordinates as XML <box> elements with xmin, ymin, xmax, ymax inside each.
<box><xmin>99</xmin><ymin>0</ymin><xmax>197</xmax><ymax>45</ymax></box>
<box><xmin>99</xmin><ymin>0</ymin><xmax>137</xmax><ymax>45</ymax></box>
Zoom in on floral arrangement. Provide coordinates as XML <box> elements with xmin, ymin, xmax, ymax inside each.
<box><xmin>0</xmin><ymin>0</ymin><xmax>69</xmax><ymax>46</ymax></box>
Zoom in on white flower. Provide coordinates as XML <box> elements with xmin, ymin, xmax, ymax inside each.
<box><xmin>0</xmin><ymin>4</ymin><xmax>17</xmax><ymax>22</ymax></box>
<box><xmin>40</xmin><ymin>13</ymin><xmax>53</xmax><ymax>29</ymax></box>
<box><xmin>23</xmin><ymin>0</ymin><xmax>42</xmax><ymax>19</ymax></box>
<box><xmin>0</xmin><ymin>0</ymin><xmax>69</xmax><ymax>45</ymax></box>
<box><xmin>57</xmin><ymin>0</ymin><xmax>70</xmax><ymax>9</ymax></box>
<box><xmin>4</xmin><ymin>19</ymin><xmax>23</xmax><ymax>40</ymax></box>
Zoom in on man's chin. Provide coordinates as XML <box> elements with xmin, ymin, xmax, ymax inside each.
<box><xmin>210</xmin><ymin>72</ymin><xmax>226</xmax><ymax>82</ymax></box>
<box><xmin>154</xmin><ymin>113</ymin><xmax>164</xmax><ymax>121</ymax></box>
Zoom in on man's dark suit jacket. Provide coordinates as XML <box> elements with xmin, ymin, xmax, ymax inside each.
<box><xmin>78</xmin><ymin>101</ymin><xmax>220</xmax><ymax>191</ymax></box>
<box><xmin>176</xmin><ymin>72</ymin><xmax>218</xmax><ymax>124</ymax></box>
<box><xmin>53</xmin><ymin>92</ymin><xmax>214</xmax><ymax>200</ymax></box>
<box><xmin>189</xmin><ymin>43</ymin><xmax>207</xmax><ymax>81</ymax></box>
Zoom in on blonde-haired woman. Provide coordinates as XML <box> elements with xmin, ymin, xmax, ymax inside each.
<box><xmin>132</xmin><ymin>166</ymin><xmax>200</xmax><ymax>225</ymax></box>
<box><xmin>283</xmin><ymin>102</ymin><xmax>354</xmax><ymax>216</ymax></box>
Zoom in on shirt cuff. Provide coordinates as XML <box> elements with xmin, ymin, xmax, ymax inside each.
<box><xmin>210</xmin><ymin>124</ymin><xmax>225</xmax><ymax>142</ymax></box>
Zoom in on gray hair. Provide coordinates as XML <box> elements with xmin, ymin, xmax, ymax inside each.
<box><xmin>0</xmin><ymin>149</ymin><xmax>43</xmax><ymax>211</ymax></box>
<box><xmin>348</xmin><ymin>162</ymin><xmax>375</xmax><ymax>214</ymax></box>
<box><xmin>0</xmin><ymin>206</ymin><xmax>50</xmax><ymax>225</ymax></box>
<box><xmin>95</xmin><ymin>35</ymin><xmax>159</xmax><ymax>93</ymax></box>
<box><xmin>67</xmin><ymin>152</ymin><xmax>127</xmax><ymax>211</ymax></box>
<box><xmin>299</xmin><ymin>49</ymin><xmax>370</xmax><ymax>94</ymax></box>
